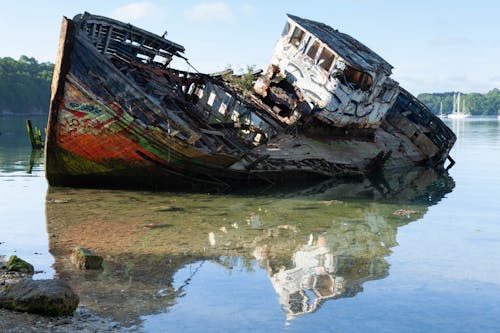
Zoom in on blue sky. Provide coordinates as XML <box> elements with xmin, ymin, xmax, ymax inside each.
<box><xmin>1</xmin><ymin>0</ymin><xmax>499</xmax><ymax>94</ymax></box>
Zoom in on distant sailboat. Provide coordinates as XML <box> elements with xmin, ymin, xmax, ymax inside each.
<box><xmin>438</xmin><ymin>101</ymin><xmax>446</xmax><ymax>118</ymax></box>
<box><xmin>448</xmin><ymin>92</ymin><xmax>471</xmax><ymax>119</ymax></box>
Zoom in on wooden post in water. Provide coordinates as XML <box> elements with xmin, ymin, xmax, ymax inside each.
<box><xmin>26</xmin><ymin>119</ymin><xmax>43</xmax><ymax>149</ymax></box>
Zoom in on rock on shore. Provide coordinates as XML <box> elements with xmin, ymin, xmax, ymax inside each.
<box><xmin>70</xmin><ymin>247</ymin><xmax>103</xmax><ymax>270</ymax></box>
<box><xmin>1</xmin><ymin>255</ymin><xmax>78</xmax><ymax>316</ymax></box>
<box><xmin>0</xmin><ymin>279</ymin><xmax>79</xmax><ymax>316</ymax></box>
<box><xmin>6</xmin><ymin>255</ymin><xmax>34</xmax><ymax>274</ymax></box>
<box><xmin>0</xmin><ymin>255</ymin><xmax>128</xmax><ymax>331</ymax></box>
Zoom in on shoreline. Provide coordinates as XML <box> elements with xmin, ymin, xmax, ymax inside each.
<box><xmin>0</xmin><ymin>307</ymin><xmax>129</xmax><ymax>333</ymax></box>
<box><xmin>0</xmin><ymin>258</ymin><xmax>130</xmax><ymax>333</ymax></box>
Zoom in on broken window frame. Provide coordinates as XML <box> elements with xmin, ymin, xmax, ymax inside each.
<box><xmin>317</xmin><ymin>46</ymin><xmax>335</xmax><ymax>72</ymax></box>
<box><xmin>306</xmin><ymin>39</ymin><xmax>321</xmax><ymax>62</ymax></box>
<box><xmin>289</xmin><ymin>26</ymin><xmax>306</xmax><ymax>48</ymax></box>
<box><xmin>339</xmin><ymin>65</ymin><xmax>373</xmax><ymax>92</ymax></box>
<box><xmin>287</xmin><ymin>23</ymin><xmax>372</xmax><ymax>91</ymax></box>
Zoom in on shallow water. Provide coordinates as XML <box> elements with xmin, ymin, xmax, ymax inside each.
<box><xmin>1</xmin><ymin>115</ymin><xmax>500</xmax><ymax>332</ymax></box>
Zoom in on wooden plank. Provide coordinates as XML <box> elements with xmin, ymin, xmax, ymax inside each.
<box><xmin>200</xmin><ymin>129</ymin><xmax>224</xmax><ymax>136</ymax></box>
<box><xmin>244</xmin><ymin>154</ymin><xmax>270</xmax><ymax>170</ymax></box>
<box><xmin>187</xmin><ymin>134</ymin><xmax>201</xmax><ymax>145</ymax></box>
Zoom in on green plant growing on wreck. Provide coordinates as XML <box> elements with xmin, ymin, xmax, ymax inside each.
<box><xmin>223</xmin><ymin>65</ymin><xmax>257</xmax><ymax>95</ymax></box>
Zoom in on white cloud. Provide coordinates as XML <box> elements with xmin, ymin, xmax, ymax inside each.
<box><xmin>111</xmin><ymin>1</ymin><xmax>158</xmax><ymax>22</ymax></box>
<box><xmin>185</xmin><ymin>2</ymin><xmax>235</xmax><ymax>23</ymax></box>
<box><xmin>241</xmin><ymin>4</ymin><xmax>256</xmax><ymax>16</ymax></box>
<box><xmin>428</xmin><ymin>36</ymin><xmax>472</xmax><ymax>47</ymax></box>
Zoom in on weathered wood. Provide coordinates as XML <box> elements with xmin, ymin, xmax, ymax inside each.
<box><xmin>25</xmin><ymin>120</ymin><xmax>43</xmax><ymax>149</ymax></box>
<box><xmin>244</xmin><ymin>154</ymin><xmax>270</xmax><ymax>170</ymax></box>
<box><xmin>44</xmin><ymin>12</ymin><xmax>455</xmax><ymax>191</ymax></box>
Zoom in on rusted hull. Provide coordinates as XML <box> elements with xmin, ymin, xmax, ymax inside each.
<box><xmin>46</xmin><ymin>19</ymin><xmax>243</xmax><ymax>189</ymax></box>
<box><xmin>45</xmin><ymin>17</ymin><xmax>344</xmax><ymax>189</ymax></box>
<box><xmin>45</xmin><ymin>14</ymin><xmax>456</xmax><ymax>191</ymax></box>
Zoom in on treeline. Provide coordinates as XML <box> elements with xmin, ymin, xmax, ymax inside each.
<box><xmin>2</xmin><ymin>55</ymin><xmax>499</xmax><ymax>117</ymax></box>
<box><xmin>418</xmin><ymin>89</ymin><xmax>500</xmax><ymax>116</ymax></box>
<box><xmin>0</xmin><ymin>56</ymin><xmax>53</xmax><ymax>115</ymax></box>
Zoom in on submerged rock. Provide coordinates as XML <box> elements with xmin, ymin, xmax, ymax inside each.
<box><xmin>0</xmin><ymin>279</ymin><xmax>79</xmax><ymax>316</ymax></box>
<box><xmin>6</xmin><ymin>255</ymin><xmax>34</xmax><ymax>274</ymax></box>
<box><xmin>70</xmin><ymin>247</ymin><xmax>103</xmax><ymax>269</ymax></box>
<box><xmin>392</xmin><ymin>209</ymin><xmax>418</xmax><ymax>216</ymax></box>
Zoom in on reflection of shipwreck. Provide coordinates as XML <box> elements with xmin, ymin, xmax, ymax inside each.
<box><xmin>254</xmin><ymin>236</ymin><xmax>349</xmax><ymax>319</ymax></box>
<box><xmin>46</xmin><ymin>13</ymin><xmax>455</xmax><ymax>190</ymax></box>
<box><xmin>45</xmin><ymin>168</ymin><xmax>453</xmax><ymax>324</ymax></box>
<box><xmin>254</xmin><ymin>234</ymin><xmax>387</xmax><ymax>320</ymax></box>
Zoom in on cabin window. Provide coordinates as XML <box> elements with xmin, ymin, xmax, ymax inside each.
<box><xmin>318</xmin><ymin>47</ymin><xmax>334</xmax><ymax>71</ymax></box>
<box><xmin>306</xmin><ymin>40</ymin><xmax>321</xmax><ymax>60</ymax></box>
<box><xmin>341</xmin><ymin>66</ymin><xmax>373</xmax><ymax>91</ymax></box>
<box><xmin>207</xmin><ymin>92</ymin><xmax>216</xmax><ymax>106</ymax></box>
<box><xmin>289</xmin><ymin>27</ymin><xmax>305</xmax><ymax>48</ymax></box>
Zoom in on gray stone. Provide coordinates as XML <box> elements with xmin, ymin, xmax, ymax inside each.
<box><xmin>70</xmin><ymin>247</ymin><xmax>103</xmax><ymax>269</ymax></box>
<box><xmin>0</xmin><ymin>279</ymin><xmax>79</xmax><ymax>316</ymax></box>
<box><xmin>0</xmin><ymin>271</ymin><xmax>30</xmax><ymax>286</ymax></box>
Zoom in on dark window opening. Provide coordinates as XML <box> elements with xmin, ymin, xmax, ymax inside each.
<box><xmin>289</xmin><ymin>27</ymin><xmax>305</xmax><ymax>48</ymax></box>
<box><xmin>306</xmin><ymin>40</ymin><xmax>321</xmax><ymax>60</ymax></box>
<box><xmin>340</xmin><ymin>66</ymin><xmax>373</xmax><ymax>91</ymax></box>
<box><xmin>318</xmin><ymin>47</ymin><xmax>334</xmax><ymax>71</ymax></box>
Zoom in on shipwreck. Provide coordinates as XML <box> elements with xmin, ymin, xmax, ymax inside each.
<box><xmin>45</xmin><ymin>13</ymin><xmax>456</xmax><ymax>190</ymax></box>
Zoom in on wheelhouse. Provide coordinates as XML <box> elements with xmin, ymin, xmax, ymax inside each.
<box><xmin>282</xmin><ymin>18</ymin><xmax>376</xmax><ymax>92</ymax></box>
<box><xmin>259</xmin><ymin>14</ymin><xmax>400</xmax><ymax>129</ymax></box>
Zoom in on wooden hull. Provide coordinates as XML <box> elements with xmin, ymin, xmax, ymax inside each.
<box><xmin>46</xmin><ymin>18</ymin><xmax>247</xmax><ymax>189</ymax></box>
<box><xmin>45</xmin><ymin>14</ymin><xmax>456</xmax><ymax>191</ymax></box>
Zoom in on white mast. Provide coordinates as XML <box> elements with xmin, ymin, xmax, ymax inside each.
<box><xmin>449</xmin><ymin>91</ymin><xmax>470</xmax><ymax>118</ymax></box>
<box><xmin>452</xmin><ymin>93</ymin><xmax>456</xmax><ymax>113</ymax></box>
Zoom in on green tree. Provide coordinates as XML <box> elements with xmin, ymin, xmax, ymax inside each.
<box><xmin>0</xmin><ymin>55</ymin><xmax>54</xmax><ymax>115</ymax></box>
<box><xmin>417</xmin><ymin>89</ymin><xmax>500</xmax><ymax>116</ymax></box>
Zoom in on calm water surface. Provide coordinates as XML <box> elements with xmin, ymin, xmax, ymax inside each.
<box><xmin>1</xmin><ymin>115</ymin><xmax>499</xmax><ymax>332</ymax></box>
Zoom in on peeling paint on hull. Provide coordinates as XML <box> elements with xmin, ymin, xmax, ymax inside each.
<box><xmin>45</xmin><ymin>13</ymin><xmax>456</xmax><ymax>191</ymax></box>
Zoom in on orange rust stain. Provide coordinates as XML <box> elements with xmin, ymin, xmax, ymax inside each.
<box><xmin>58</xmin><ymin>132</ymin><xmax>146</xmax><ymax>162</ymax></box>
<box><xmin>54</xmin><ymin>82</ymin><xmax>171</xmax><ymax>166</ymax></box>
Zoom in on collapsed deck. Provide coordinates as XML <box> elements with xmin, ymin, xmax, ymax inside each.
<box><xmin>45</xmin><ymin>13</ymin><xmax>456</xmax><ymax>190</ymax></box>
